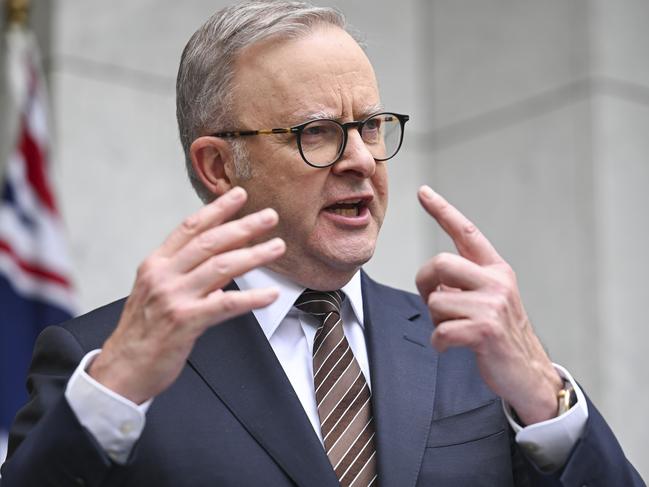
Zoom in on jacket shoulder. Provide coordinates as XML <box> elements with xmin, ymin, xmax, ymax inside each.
<box><xmin>55</xmin><ymin>297</ymin><xmax>127</xmax><ymax>351</ymax></box>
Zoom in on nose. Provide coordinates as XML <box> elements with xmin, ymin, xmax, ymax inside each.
<box><xmin>331</xmin><ymin>128</ymin><xmax>376</xmax><ymax>178</ymax></box>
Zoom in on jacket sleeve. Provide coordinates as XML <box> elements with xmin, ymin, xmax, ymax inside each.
<box><xmin>513</xmin><ymin>395</ymin><xmax>645</xmax><ymax>487</ymax></box>
<box><xmin>558</xmin><ymin>396</ymin><xmax>645</xmax><ymax>486</ymax></box>
<box><xmin>0</xmin><ymin>325</ymin><xmax>125</xmax><ymax>487</ymax></box>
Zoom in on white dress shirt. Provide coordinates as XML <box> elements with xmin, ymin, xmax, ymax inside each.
<box><xmin>65</xmin><ymin>267</ymin><xmax>587</xmax><ymax>471</ymax></box>
<box><xmin>234</xmin><ymin>267</ymin><xmax>370</xmax><ymax>443</ymax></box>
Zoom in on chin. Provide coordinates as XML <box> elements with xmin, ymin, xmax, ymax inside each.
<box><xmin>297</xmin><ymin>228</ymin><xmax>380</xmax><ymax>283</ymax></box>
<box><xmin>320</xmin><ymin>241</ymin><xmax>376</xmax><ymax>272</ymax></box>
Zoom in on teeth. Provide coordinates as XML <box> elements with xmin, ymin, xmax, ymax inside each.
<box><xmin>331</xmin><ymin>207</ymin><xmax>359</xmax><ymax>217</ymax></box>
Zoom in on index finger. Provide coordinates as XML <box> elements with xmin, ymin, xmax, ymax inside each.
<box><xmin>157</xmin><ymin>186</ymin><xmax>248</xmax><ymax>257</ymax></box>
<box><xmin>418</xmin><ymin>185</ymin><xmax>503</xmax><ymax>266</ymax></box>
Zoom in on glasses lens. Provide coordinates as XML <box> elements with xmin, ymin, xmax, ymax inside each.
<box><xmin>362</xmin><ymin>113</ymin><xmax>403</xmax><ymax>161</ymax></box>
<box><xmin>299</xmin><ymin>119</ymin><xmax>344</xmax><ymax>167</ymax></box>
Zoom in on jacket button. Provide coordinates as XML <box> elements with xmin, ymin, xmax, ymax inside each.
<box><xmin>73</xmin><ymin>477</ymin><xmax>86</xmax><ymax>486</ymax></box>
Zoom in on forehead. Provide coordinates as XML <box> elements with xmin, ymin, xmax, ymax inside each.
<box><xmin>231</xmin><ymin>25</ymin><xmax>381</xmax><ymax>126</ymax></box>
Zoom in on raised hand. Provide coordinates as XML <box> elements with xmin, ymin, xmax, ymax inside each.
<box><xmin>416</xmin><ymin>185</ymin><xmax>563</xmax><ymax>425</ymax></box>
<box><xmin>89</xmin><ymin>187</ymin><xmax>285</xmax><ymax>404</ymax></box>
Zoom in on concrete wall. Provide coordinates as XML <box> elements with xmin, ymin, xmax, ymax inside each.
<box><xmin>590</xmin><ymin>0</ymin><xmax>649</xmax><ymax>473</ymax></box>
<box><xmin>26</xmin><ymin>0</ymin><xmax>649</xmax><ymax>479</ymax></box>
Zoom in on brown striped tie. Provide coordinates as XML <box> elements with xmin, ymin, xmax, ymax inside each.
<box><xmin>295</xmin><ymin>290</ymin><xmax>378</xmax><ymax>487</ymax></box>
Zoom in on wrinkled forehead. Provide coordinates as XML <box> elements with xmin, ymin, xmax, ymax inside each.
<box><xmin>230</xmin><ymin>25</ymin><xmax>381</xmax><ymax>127</ymax></box>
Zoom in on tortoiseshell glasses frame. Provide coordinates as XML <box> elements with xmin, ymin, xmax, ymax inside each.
<box><xmin>211</xmin><ymin>112</ymin><xmax>410</xmax><ymax>168</ymax></box>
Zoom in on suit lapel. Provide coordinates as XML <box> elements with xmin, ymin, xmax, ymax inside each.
<box><xmin>188</xmin><ymin>287</ymin><xmax>339</xmax><ymax>487</ymax></box>
<box><xmin>362</xmin><ymin>273</ymin><xmax>439</xmax><ymax>487</ymax></box>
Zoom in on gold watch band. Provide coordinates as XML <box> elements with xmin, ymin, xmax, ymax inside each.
<box><xmin>557</xmin><ymin>382</ymin><xmax>577</xmax><ymax>416</ymax></box>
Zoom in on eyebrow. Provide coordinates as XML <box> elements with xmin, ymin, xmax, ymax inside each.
<box><xmin>286</xmin><ymin>109</ymin><xmax>337</xmax><ymax>125</ymax></box>
<box><xmin>358</xmin><ymin>102</ymin><xmax>385</xmax><ymax>119</ymax></box>
<box><xmin>286</xmin><ymin>102</ymin><xmax>385</xmax><ymax>126</ymax></box>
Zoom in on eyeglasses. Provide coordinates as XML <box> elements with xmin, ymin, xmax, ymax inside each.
<box><xmin>211</xmin><ymin>112</ymin><xmax>410</xmax><ymax>168</ymax></box>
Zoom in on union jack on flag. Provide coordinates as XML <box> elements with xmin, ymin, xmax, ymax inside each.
<box><xmin>0</xmin><ymin>22</ymin><xmax>76</xmax><ymax>463</ymax></box>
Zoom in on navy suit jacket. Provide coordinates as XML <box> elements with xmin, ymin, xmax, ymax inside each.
<box><xmin>1</xmin><ymin>273</ymin><xmax>644</xmax><ymax>486</ymax></box>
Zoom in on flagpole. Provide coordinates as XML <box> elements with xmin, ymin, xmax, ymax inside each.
<box><xmin>5</xmin><ymin>0</ymin><xmax>30</xmax><ymax>27</ymax></box>
<box><xmin>0</xmin><ymin>0</ymin><xmax>28</xmax><ymax>188</ymax></box>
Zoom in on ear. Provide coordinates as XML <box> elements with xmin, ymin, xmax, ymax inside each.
<box><xmin>189</xmin><ymin>136</ymin><xmax>235</xmax><ymax>198</ymax></box>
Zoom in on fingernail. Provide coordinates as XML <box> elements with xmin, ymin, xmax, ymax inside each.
<box><xmin>419</xmin><ymin>185</ymin><xmax>436</xmax><ymax>199</ymax></box>
<box><xmin>259</xmin><ymin>208</ymin><xmax>277</xmax><ymax>224</ymax></box>
<box><xmin>267</xmin><ymin>237</ymin><xmax>285</xmax><ymax>252</ymax></box>
<box><xmin>230</xmin><ymin>187</ymin><xmax>246</xmax><ymax>200</ymax></box>
<box><xmin>263</xmin><ymin>287</ymin><xmax>280</xmax><ymax>300</ymax></box>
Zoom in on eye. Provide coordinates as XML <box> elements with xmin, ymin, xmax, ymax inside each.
<box><xmin>300</xmin><ymin>120</ymin><xmax>340</xmax><ymax>146</ymax></box>
<box><xmin>364</xmin><ymin>118</ymin><xmax>382</xmax><ymax>131</ymax></box>
<box><xmin>304</xmin><ymin>125</ymin><xmax>325</xmax><ymax>136</ymax></box>
<box><xmin>362</xmin><ymin>116</ymin><xmax>383</xmax><ymax>142</ymax></box>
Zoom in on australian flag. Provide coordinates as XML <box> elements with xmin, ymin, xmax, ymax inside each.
<box><xmin>0</xmin><ymin>23</ymin><xmax>76</xmax><ymax>464</ymax></box>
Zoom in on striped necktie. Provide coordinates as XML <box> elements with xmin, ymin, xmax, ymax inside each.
<box><xmin>295</xmin><ymin>289</ymin><xmax>378</xmax><ymax>487</ymax></box>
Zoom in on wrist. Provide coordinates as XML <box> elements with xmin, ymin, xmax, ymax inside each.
<box><xmin>88</xmin><ymin>349</ymin><xmax>150</xmax><ymax>405</ymax></box>
<box><xmin>511</xmin><ymin>365</ymin><xmax>563</xmax><ymax>425</ymax></box>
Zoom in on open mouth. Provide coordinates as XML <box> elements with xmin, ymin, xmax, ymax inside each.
<box><xmin>323</xmin><ymin>198</ymin><xmax>369</xmax><ymax>217</ymax></box>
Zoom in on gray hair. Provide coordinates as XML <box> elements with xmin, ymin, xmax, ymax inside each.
<box><xmin>176</xmin><ymin>0</ymin><xmax>357</xmax><ymax>203</ymax></box>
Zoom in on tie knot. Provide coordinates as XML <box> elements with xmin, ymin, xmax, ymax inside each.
<box><xmin>294</xmin><ymin>289</ymin><xmax>343</xmax><ymax>316</ymax></box>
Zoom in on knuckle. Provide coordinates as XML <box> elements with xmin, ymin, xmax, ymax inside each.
<box><xmin>474</xmin><ymin>321</ymin><xmax>492</xmax><ymax>342</ymax></box>
<box><xmin>136</xmin><ymin>257</ymin><xmax>157</xmax><ymax>279</ymax></box>
<box><xmin>494</xmin><ymin>281</ymin><xmax>517</xmax><ymax>309</ymax></box>
<box><xmin>427</xmin><ymin>291</ymin><xmax>444</xmax><ymax>311</ymax></box>
<box><xmin>232</xmin><ymin>225</ymin><xmax>252</xmax><ymax>243</ymax></box>
<box><xmin>504</xmin><ymin>269</ymin><xmax>518</xmax><ymax>290</ymax></box>
<box><xmin>488</xmin><ymin>293</ymin><xmax>509</xmax><ymax>316</ymax></box>
<box><xmin>431</xmin><ymin>252</ymin><xmax>453</xmax><ymax>273</ymax></box>
<box><xmin>143</xmin><ymin>288</ymin><xmax>183</xmax><ymax>326</ymax></box>
<box><xmin>492</xmin><ymin>263</ymin><xmax>516</xmax><ymax>286</ymax></box>
<box><xmin>219</xmin><ymin>292</ymin><xmax>239</xmax><ymax>314</ymax></box>
<box><xmin>252</xmin><ymin>243</ymin><xmax>273</xmax><ymax>261</ymax></box>
<box><xmin>496</xmin><ymin>292</ymin><xmax>509</xmax><ymax>312</ymax></box>
<box><xmin>462</xmin><ymin>222</ymin><xmax>479</xmax><ymax>238</ymax></box>
<box><xmin>485</xmin><ymin>321</ymin><xmax>505</xmax><ymax>341</ymax></box>
<box><xmin>136</xmin><ymin>260</ymin><xmax>162</xmax><ymax>293</ymax></box>
<box><xmin>197</xmin><ymin>230</ymin><xmax>217</xmax><ymax>252</ymax></box>
<box><xmin>415</xmin><ymin>267</ymin><xmax>428</xmax><ymax>291</ymax></box>
<box><xmin>503</xmin><ymin>264</ymin><xmax>516</xmax><ymax>280</ymax></box>
<box><xmin>209</xmin><ymin>256</ymin><xmax>230</xmax><ymax>277</ymax></box>
<box><xmin>241</xmin><ymin>213</ymin><xmax>260</xmax><ymax>232</ymax></box>
<box><xmin>148</xmin><ymin>281</ymin><xmax>177</xmax><ymax>308</ymax></box>
<box><xmin>434</xmin><ymin>323</ymin><xmax>449</xmax><ymax>339</ymax></box>
<box><xmin>438</xmin><ymin>198</ymin><xmax>451</xmax><ymax>215</ymax></box>
<box><xmin>234</xmin><ymin>225</ymin><xmax>256</xmax><ymax>246</ymax></box>
<box><xmin>181</xmin><ymin>214</ymin><xmax>201</xmax><ymax>235</ymax></box>
<box><xmin>222</xmin><ymin>219</ymin><xmax>256</xmax><ymax>246</ymax></box>
<box><xmin>164</xmin><ymin>305</ymin><xmax>190</xmax><ymax>327</ymax></box>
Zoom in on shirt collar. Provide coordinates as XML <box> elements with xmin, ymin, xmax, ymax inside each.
<box><xmin>234</xmin><ymin>267</ymin><xmax>364</xmax><ymax>340</ymax></box>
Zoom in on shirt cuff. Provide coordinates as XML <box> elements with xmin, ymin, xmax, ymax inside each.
<box><xmin>502</xmin><ymin>363</ymin><xmax>589</xmax><ymax>472</ymax></box>
<box><xmin>64</xmin><ymin>349</ymin><xmax>153</xmax><ymax>464</ymax></box>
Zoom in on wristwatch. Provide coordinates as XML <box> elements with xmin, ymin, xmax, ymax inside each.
<box><xmin>557</xmin><ymin>381</ymin><xmax>577</xmax><ymax>416</ymax></box>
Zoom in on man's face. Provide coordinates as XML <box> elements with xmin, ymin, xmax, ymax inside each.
<box><xmin>228</xmin><ymin>26</ymin><xmax>388</xmax><ymax>290</ymax></box>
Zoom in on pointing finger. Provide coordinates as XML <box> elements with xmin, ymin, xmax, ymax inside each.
<box><xmin>418</xmin><ymin>185</ymin><xmax>503</xmax><ymax>266</ymax></box>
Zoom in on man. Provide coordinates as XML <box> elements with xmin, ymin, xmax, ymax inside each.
<box><xmin>1</xmin><ymin>1</ymin><xmax>644</xmax><ymax>486</ymax></box>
